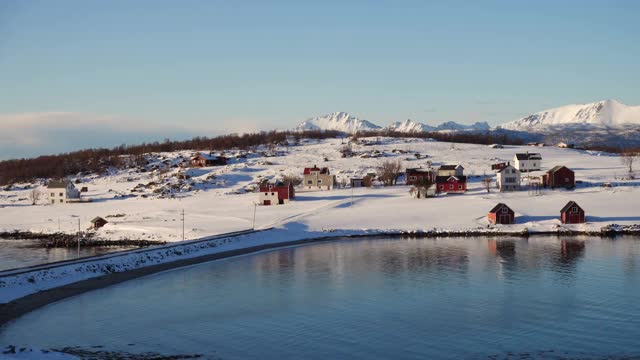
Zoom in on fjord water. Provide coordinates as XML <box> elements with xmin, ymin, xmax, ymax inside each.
<box><xmin>1</xmin><ymin>236</ymin><xmax>639</xmax><ymax>359</ymax></box>
<box><xmin>0</xmin><ymin>238</ymin><xmax>131</xmax><ymax>271</ymax></box>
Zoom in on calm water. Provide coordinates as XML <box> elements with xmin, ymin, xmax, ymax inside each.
<box><xmin>0</xmin><ymin>238</ymin><xmax>132</xmax><ymax>271</ymax></box>
<box><xmin>1</xmin><ymin>236</ymin><xmax>639</xmax><ymax>359</ymax></box>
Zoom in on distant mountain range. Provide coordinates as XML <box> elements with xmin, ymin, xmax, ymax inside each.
<box><xmin>294</xmin><ymin>100</ymin><xmax>640</xmax><ymax>147</ymax></box>
<box><xmin>295</xmin><ymin>112</ymin><xmax>490</xmax><ymax>133</ymax></box>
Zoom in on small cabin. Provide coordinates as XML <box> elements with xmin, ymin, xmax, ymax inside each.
<box><xmin>191</xmin><ymin>153</ymin><xmax>227</xmax><ymax>167</ymax></box>
<box><xmin>544</xmin><ymin>166</ymin><xmax>575</xmax><ymax>189</ymax></box>
<box><xmin>487</xmin><ymin>203</ymin><xmax>515</xmax><ymax>224</ymax></box>
<box><xmin>90</xmin><ymin>216</ymin><xmax>108</xmax><ymax>230</ymax></box>
<box><xmin>560</xmin><ymin>201</ymin><xmax>585</xmax><ymax>224</ymax></box>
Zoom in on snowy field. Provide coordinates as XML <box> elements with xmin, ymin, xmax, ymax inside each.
<box><xmin>1</xmin><ymin>137</ymin><xmax>639</xmax><ymax>241</ymax></box>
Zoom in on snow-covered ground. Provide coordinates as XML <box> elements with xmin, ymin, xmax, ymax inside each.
<box><xmin>1</xmin><ymin>137</ymin><xmax>638</xmax><ymax>242</ymax></box>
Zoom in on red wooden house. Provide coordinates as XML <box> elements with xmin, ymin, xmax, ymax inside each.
<box><xmin>191</xmin><ymin>153</ymin><xmax>227</xmax><ymax>167</ymax></box>
<box><xmin>487</xmin><ymin>203</ymin><xmax>515</xmax><ymax>224</ymax></box>
<box><xmin>406</xmin><ymin>168</ymin><xmax>435</xmax><ymax>186</ymax></box>
<box><xmin>259</xmin><ymin>179</ymin><xmax>295</xmax><ymax>205</ymax></box>
<box><xmin>560</xmin><ymin>201</ymin><xmax>585</xmax><ymax>224</ymax></box>
<box><xmin>544</xmin><ymin>166</ymin><xmax>575</xmax><ymax>189</ymax></box>
<box><xmin>435</xmin><ymin>175</ymin><xmax>467</xmax><ymax>193</ymax></box>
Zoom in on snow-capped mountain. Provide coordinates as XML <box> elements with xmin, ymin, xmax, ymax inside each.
<box><xmin>500</xmin><ymin>99</ymin><xmax>640</xmax><ymax>131</ymax></box>
<box><xmin>386</xmin><ymin>119</ymin><xmax>435</xmax><ymax>132</ymax></box>
<box><xmin>296</xmin><ymin>112</ymin><xmax>381</xmax><ymax>133</ymax></box>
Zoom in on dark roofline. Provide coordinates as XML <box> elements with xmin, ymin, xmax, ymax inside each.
<box><xmin>560</xmin><ymin>201</ymin><xmax>582</xmax><ymax>213</ymax></box>
<box><xmin>489</xmin><ymin>203</ymin><xmax>511</xmax><ymax>213</ymax></box>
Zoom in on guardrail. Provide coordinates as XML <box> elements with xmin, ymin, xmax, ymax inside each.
<box><xmin>0</xmin><ymin>228</ymin><xmax>268</xmax><ymax>278</ymax></box>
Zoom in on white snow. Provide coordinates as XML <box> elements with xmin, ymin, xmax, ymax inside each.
<box><xmin>1</xmin><ymin>136</ymin><xmax>639</xmax><ymax>303</ymax></box>
<box><xmin>501</xmin><ymin>99</ymin><xmax>640</xmax><ymax>130</ymax></box>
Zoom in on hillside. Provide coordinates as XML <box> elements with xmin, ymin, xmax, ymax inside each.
<box><xmin>1</xmin><ymin>136</ymin><xmax>638</xmax><ymax>244</ymax></box>
<box><xmin>501</xmin><ymin>99</ymin><xmax>640</xmax><ymax>131</ymax></box>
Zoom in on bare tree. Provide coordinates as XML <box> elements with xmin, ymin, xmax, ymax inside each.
<box><xmin>282</xmin><ymin>174</ymin><xmax>303</xmax><ymax>187</ymax></box>
<box><xmin>481</xmin><ymin>174</ymin><xmax>493</xmax><ymax>193</ymax></box>
<box><xmin>377</xmin><ymin>159</ymin><xmax>403</xmax><ymax>186</ymax></box>
<box><xmin>29</xmin><ymin>188</ymin><xmax>41</xmax><ymax>205</ymax></box>
<box><xmin>621</xmin><ymin>151</ymin><xmax>638</xmax><ymax>175</ymax></box>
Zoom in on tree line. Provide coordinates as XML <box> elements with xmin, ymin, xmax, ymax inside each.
<box><xmin>0</xmin><ymin>128</ymin><xmax>551</xmax><ymax>186</ymax></box>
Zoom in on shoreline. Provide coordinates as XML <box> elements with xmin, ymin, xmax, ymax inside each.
<box><xmin>1</xmin><ymin>224</ymin><xmax>640</xmax><ymax>328</ymax></box>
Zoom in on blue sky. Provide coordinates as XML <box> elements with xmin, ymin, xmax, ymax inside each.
<box><xmin>1</xmin><ymin>0</ymin><xmax>639</xmax><ymax>158</ymax></box>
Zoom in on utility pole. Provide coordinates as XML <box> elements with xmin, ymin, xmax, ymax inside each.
<box><xmin>181</xmin><ymin>209</ymin><xmax>185</xmax><ymax>241</ymax></box>
<box><xmin>252</xmin><ymin>203</ymin><xmax>257</xmax><ymax>230</ymax></box>
<box><xmin>77</xmin><ymin>217</ymin><xmax>81</xmax><ymax>258</ymax></box>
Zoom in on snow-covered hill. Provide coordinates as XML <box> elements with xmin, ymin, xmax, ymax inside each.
<box><xmin>501</xmin><ymin>99</ymin><xmax>640</xmax><ymax>131</ymax></box>
<box><xmin>386</xmin><ymin>119</ymin><xmax>435</xmax><ymax>132</ymax></box>
<box><xmin>296</xmin><ymin>112</ymin><xmax>381</xmax><ymax>133</ymax></box>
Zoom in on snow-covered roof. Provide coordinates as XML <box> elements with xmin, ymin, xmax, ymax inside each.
<box><xmin>515</xmin><ymin>153</ymin><xmax>542</xmax><ymax>160</ymax></box>
<box><xmin>489</xmin><ymin>203</ymin><xmax>512</xmax><ymax>213</ymax></box>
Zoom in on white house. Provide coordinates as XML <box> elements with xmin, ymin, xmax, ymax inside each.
<box><xmin>496</xmin><ymin>164</ymin><xmax>521</xmax><ymax>192</ymax></box>
<box><xmin>47</xmin><ymin>180</ymin><xmax>81</xmax><ymax>204</ymax></box>
<box><xmin>437</xmin><ymin>164</ymin><xmax>464</xmax><ymax>177</ymax></box>
<box><xmin>513</xmin><ymin>153</ymin><xmax>542</xmax><ymax>172</ymax></box>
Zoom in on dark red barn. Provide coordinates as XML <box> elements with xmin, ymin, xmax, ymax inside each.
<box><xmin>435</xmin><ymin>176</ymin><xmax>467</xmax><ymax>194</ymax></box>
<box><xmin>406</xmin><ymin>168</ymin><xmax>435</xmax><ymax>186</ymax></box>
<box><xmin>560</xmin><ymin>201</ymin><xmax>585</xmax><ymax>224</ymax></box>
<box><xmin>487</xmin><ymin>203</ymin><xmax>515</xmax><ymax>224</ymax></box>
<box><xmin>259</xmin><ymin>180</ymin><xmax>295</xmax><ymax>205</ymax></box>
<box><xmin>545</xmin><ymin>166</ymin><xmax>575</xmax><ymax>189</ymax></box>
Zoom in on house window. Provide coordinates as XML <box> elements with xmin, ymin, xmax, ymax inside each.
<box><xmin>439</xmin><ymin>185</ymin><xmax>444</xmax><ymax>190</ymax></box>
<box><xmin>533</xmin><ymin>163</ymin><xmax>536</xmax><ymax>167</ymax></box>
<box><xmin>59</xmin><ymin>192</ymin><xmax>63</xmax><ymax>196</ymax></box>
<box><xmin>51</xmin><ymin>200</ymin><xmax>55</xmax><ymax>204</ymax></box>
<box><xmin>502</xmin><ymin>207</ymin><xmax>508</xmax><ymax>214</ymax></box>
<box><xmin>318</xmin><ymin>179</ymin><xmax>322</xmax><ymax>184</ymax></box>
<box><xmin>409</xmin><ymin>176</ymin><xmax>417</xmax><ymax>181</ymax></box>
<box><xmin>265</xmin><ymin>193</ymin><xmax>268</xmax><ymax>195</ymax></box>
<box><xmin>50</xmin><ymin>192</ymin><xmax>55</xmax><ymax>197</ymax></box>
<box><xmin>572</xmin><ymin>207</ymin><xmax>578</xmax><ymax>213</ymax></box>
<box><xmin>271</xmin><ymin>192</ymin><xmax>275</xmax><ymax>196</ymax></box>
<box><xmin>60</xmin><ymin>199</ymin><xmax>63</xmax><ymax>203</ymax></box>
<box><xmin>458</xmin><ymin>185</ymin><xmax>463</xmax><ymax>189</ymax></box>
<box><xmin>307</xmin><ymin>180</ymin><xmax>313</xmax><ymax>185</ymax></box>
<box><xmin>449</xmin><ymin>184</ymin><xmax>454</xmax><ymax>189</ymax></box>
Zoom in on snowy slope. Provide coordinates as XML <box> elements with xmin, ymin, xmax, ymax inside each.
<box><xmin>435</xmin><ymin>121</ymin><xmax>491</xmax><ymax>131</ymax></box>
<box><xmin>296</xmin><ymin>112</ymin><xmax>381</xmax><ymax>132</ymax></box>
<box><xmin>501</xmin><ymin>99</ymin><xmax>640</xmax><ymax>131</ymax></box>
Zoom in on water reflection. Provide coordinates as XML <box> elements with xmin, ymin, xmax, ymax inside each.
<box><xmin>1</xmin><ymin>236</ymin><xmax>639</xmax><ymax>360</ymax></box>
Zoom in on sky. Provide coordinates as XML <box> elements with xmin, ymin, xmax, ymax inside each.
<box><xmin>1</xmin><ymin>0</ymin><xmax>639</xmax><ymax>159</ymax></box>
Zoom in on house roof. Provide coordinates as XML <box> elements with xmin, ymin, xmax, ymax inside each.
<box><xmin>489</xmin><ymin>203</ymin><xmax>511</xmax><ymax>213</ymax></box>
<box><xmin>260</xmin><ymin>178</ymin><xmax>291</xmax><ymax>188</ymax></box>
<box><xmin>193</xmin><ymin>153</ymin><xmax>219</xmax><ymax>161</ymax></box>
<box><xmin>90</xmin><ymin>217</ymin><xmax>108</xmax><ymax>224</ymax></box>
<box><xmin>439</xmin><ymin>164</ymin><xmax>463</xmax><ymax>171</ymax></box>
<box><xmin>515</xmin><ymin>153</ymin><xmax>542</xmax><ymax>160</ymax></box>
<box><xmin>47</xmin><ymin>180</ymin><xmax>70</xmax><ymax>189</ymax></box>
<box><xmin>435</xmin><ymin>175</ymin><xmax>467</xmax><ymax>183</ymax></box>
<box><xmin>497</xmin><ymin>164</ymin><xmax>517</xmax><ymax>173</ymax></box>
<box><xmin>406</xmin><ymin>168</ymin><xmax>432</xmax><ymax>174</ymax></box>
<box><xmin>560</xmin><ymin>201</ymin><xmax>582</xmax><ymax>213</ymax></box>
<box><xmin>547</xmin><ymin>165</ymin><xmax>572</xmax><ymax>174</ymax></box>
<box><xmin>303</xmin><ymin>166</ymin><xmax>330</xmax><ymax>175</ymax></box>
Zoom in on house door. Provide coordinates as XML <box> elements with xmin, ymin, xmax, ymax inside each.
<box><xmin>278</xmin><ymin>199</ymin><xmax>284</xmax><ymax>205</ymax></box>
<box><xmin>499</xmin><ymin>214</ymin><xmax>511</xmax><ymax>224</ymax></box>
<box><xmin>263</xmin><ymin>200</ymin><xmax>271</xmax><ymax>206</ymax></box>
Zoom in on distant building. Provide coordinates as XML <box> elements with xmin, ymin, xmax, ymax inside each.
<box><xmin>303</xmin><ymin>165</ymin><xmax>336</xmax><ymax>190</ymax></box>
<box><xmin>435</xmin><ymin>175</ymin><xmax>467</xmax><ymax>194</ymax></box>
<box><xmin>514</xmin><ymin>152</ymin><xmax>542</xmax><ymax>172</ymax></box>
<box><xmin>47</xmin><ymin>180</ymin><xmax>80</xmax><ymax>204</ymax></box>
<box><xmin>560</xmin><ymin>201</ymin><xmax>585</xmax><ymax>224</ymax></box>
<box><xmin>90</xmin><ymin>217</ymin><xmax>108</xmax><ymax>230</ymax></box>
<box><xmin>491</xmin><ymin>162</ymin><xmax>507</xmax><ymax>171</ymax></box>
<box><xmin>259</xmin><ymin>179</ymin><xmax>295</xmax><ymax>205</ymax></box>
<box><xmin>191</xmin><ymin>153</ymin><xmax>227</xmax><ymax>167</ymax></box>
<box><xmin>496</xmin><ymin>164</ymin><xmax>521</xmax><ymax>192</ymax></box>
<box><xmin>488</xmin><ymin>203</ymin><xmax>515</xmax><ymax>224</ymax></box>
<box><xmin>410</xmin><ymin>184</ymin><xmax>436</xmax><ymax>198</ymax></box>
<box><xmin>557</xmin><ymin>142</ymin><xmax>574</xmax><ymax>148</ymax></box>
<box><xmin>405</xmin><ymin>168</ymin><xmax>435</xmax><ymax>186</ymax></box>
<box><xmin>544</xmin><ymin>166</ymin><xmax>575</xmax><ymax>189</ymax></box>
<box><xmin>437</xmin><ymin>164</ymin><xmax>464</xmax><ymax>177</ymax></box>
